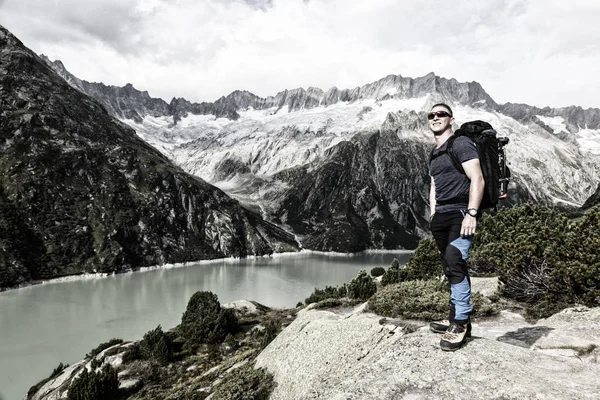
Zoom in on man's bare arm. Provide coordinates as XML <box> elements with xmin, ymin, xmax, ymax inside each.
<box><xmin>461</xmin><ymin>159</ymin><xmax>484</xmax><ymax>236</ymax></box>
<box><xmin>429</xmin><ymin>176</ymin><xmax>436</xmax><ymax>220</ymax></box>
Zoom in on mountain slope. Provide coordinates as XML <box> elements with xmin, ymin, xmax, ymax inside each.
<box><xmin>0</xmin><ymin>25</ymin><xmax>298</xmax><ymax>289</ymax></box>
<box><xmin>582</xmin><ymin>184</ymin><xmax>600</xmax><ymax>210</ymax></box>
<box><xmin>269</xmin><ymin>131</ymin><xmax>430</xmax><ymax>251</ymax></box>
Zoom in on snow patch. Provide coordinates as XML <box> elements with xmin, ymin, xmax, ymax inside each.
<box><xmin>536</xmin><ymin>115</ymin><xmax>568</xmax><ymax>134</ymax></box>
<box><xmin>576</xmin><ymin>128</ymin><xmax>600</xmax><ymax>155</ymax></box>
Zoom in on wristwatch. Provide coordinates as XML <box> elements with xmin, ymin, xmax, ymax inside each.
<box><xmin>466</xmin><ymin>208</ymin><xmax>478</xmax><ymax>217</ymax></box>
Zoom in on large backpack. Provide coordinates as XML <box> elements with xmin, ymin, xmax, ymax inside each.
<box><xmin>430</xmin><ymin>120</ymin><xmax>510</xmax><ymax>210</ymax></box>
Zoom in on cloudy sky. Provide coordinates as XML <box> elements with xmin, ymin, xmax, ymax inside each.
<box><xmin>1</xmin><ymin>0</ymin><xmax>599</xmax><ymax>108</ymax></box>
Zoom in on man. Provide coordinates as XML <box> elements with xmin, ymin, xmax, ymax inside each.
<box><xmin>427</xmin><ymin>103</ymin><xmax>484</xmax><ymax>351</ymax></box>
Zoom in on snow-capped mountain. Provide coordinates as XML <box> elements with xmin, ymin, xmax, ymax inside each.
<box><xmin>0</xmin><ymin>26</ymin><xmax>299</xmax><ymax>289</ymax></box>
<box><xmin>41</xmin><ymin>56</ymin><xmax>600</xmax><ymax>252</ymax></box>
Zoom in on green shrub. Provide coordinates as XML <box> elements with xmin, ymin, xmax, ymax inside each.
<box><xmin>400</xmin><ymin>238</ymin><xmax>442</xmax><ymax>281</ymax></box>
<box><xmin>86</xmin><ymin>338</ymin><xmax>123</xmax><ymax>359</ymax></box>
<box><xmin>260</xmin><ymin>319</ymin><xmax>279</xmax><ymax>349</ymax></box>
<box><xmin>550</xmin><ymin>207</ymin><xmax>600</xmax><ymax>307</ymax></box>
<box><xmin>347</xmin><ymin>270</ymin><xmax>377</xmax><ymax>300</ymax></box>
<box><xmin>368</xmin><ymin>280</ymin><xmax>449</xmax><ymax>320</ymax></box>
<box><xmin>121</xmin><ymin>343</ymin><xmax>142</xmax><ymax>364</ymax></box>
<box><xmin>470</xmin><ymin>204</ymin><xmax>568</xmax><ymax>276</ymax></box>
<box><xmin>67</xmin><ymin>364</ymin><xmax>119</xmax><ymax>400</ymax></box>
<box><xmin>212</xmin><ymin>363</ymin><xmax>275</xmax><ymax>400</ymax></box>
<box><xmin>305</xmin><ymin>285</ymin><xmax>347</xmax><ymax>305</ymax></box>
<box><xmin>90</xmin><ymin>358</ymin><xmax>102</xmax><ymax>370</ymax></box>
<box><xmin>370</xmin><ymin>266</ymin><xmax>385</xmax><ymax>277</ymax></box>
<box><xmin>380</xmin><ymin>242</ymin><xmax>442</xmax><ymax>287</ymax></box>
<box><xmin>139</xmin><ymin>325</ymin><xmax>173</xmax><ymax>364</ymax></box>
<box><xmin>381</xmin><ymin>258</ymin><xmax>401</xmax><ymax>286</ymax></box>
<box><xmin>50</xmin><ymin>362</ymin><xmax>69</xmax><ymax>379</ymax></box>
<box><xmin>180</xmin><ymin>291</ymin><xmax>239</xmax><ymax>348</ymax></box>
<box><xmin>310</xmin><ymin>298</ymin><xmax>361</xmax><ymax>310</ymax></box>
<box><xmin>27</xmin><ymin>362</ymin><xmax>71</xmax><ymax>398</ymax></box>
<box><xmin>470</xmin><ymin>204</ymin><xmax>600</xmax><ymax>317</ymax></box>
<box><xmin>224</xmin><ymin>333</ymin><xmax>238</xmax><ymax>350</ymax></box>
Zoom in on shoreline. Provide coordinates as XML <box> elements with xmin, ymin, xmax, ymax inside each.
<box><xmin>0</xmin><ymin>248</ymin><xmax>414</xmax><ymax>294</ymax></box>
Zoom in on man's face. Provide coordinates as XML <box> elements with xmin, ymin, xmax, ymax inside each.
<box><xmin>428</xmin><ymin>106</ymin><xmax>454</xmax><ymax>136</ymax></box>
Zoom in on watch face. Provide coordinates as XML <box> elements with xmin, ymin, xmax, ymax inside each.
<box><xmin>468</xmin><ymin>209</ymin><xmax>477</xmax><ymax>217</ymax></box>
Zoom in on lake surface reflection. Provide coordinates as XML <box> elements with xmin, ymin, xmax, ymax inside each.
<box><xmin>0</xmin><ymin>251</ymin><xmax>411</xmax><ymax>400</ymax></box>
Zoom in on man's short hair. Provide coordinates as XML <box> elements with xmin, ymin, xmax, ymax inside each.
<box><xmin>430</xmin><ymin>103</ymin><xmax>453</xmax><ymax>117</ymax></box>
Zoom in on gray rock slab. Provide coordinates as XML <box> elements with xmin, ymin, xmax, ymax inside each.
<box><xmin>532</xmin><ymin>307</ymin><xmax>600</xmax><ymax>361</ymax></box>
<box><xmin>471</xmin><ymin>276</ymin><xmax>499</xmax><ymax>297</ymax></box>
<box><xmin>222</xmin><ymin>300</ymin><xmax>270</xmax><ymax>316</ymax></box>
<box><xmin>256</xmin><ymin>304</ymin><xmax>600</xmax><ymax>400</ymax></box>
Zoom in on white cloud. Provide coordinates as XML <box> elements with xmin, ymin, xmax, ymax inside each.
<box><xmin>1</xmin><ymin>0</ymin><xmax>599</xmax><ymax>108</ymax></box>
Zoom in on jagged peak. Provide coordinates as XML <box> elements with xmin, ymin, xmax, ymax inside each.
<box><xmin>39</xmin><ymin>53</ymin><xmax>51</xmax><ymax>63</ymax></box>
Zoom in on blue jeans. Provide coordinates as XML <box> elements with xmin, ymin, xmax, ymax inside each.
<box><xmin>430</xmin><ymin>210</ymin><xmax>473</xmax><ymax>323</ymax></box>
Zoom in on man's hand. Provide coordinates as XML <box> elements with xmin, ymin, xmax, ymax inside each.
<box><xmin>461</xmin><ymin>214</ymin><xmax>477</xmax><ymax>237</ymax></box>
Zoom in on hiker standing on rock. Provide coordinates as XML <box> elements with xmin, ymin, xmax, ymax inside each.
<box><xmin>427</xmin><ymin>103</ymin><xmax>484</xmax><ymax>351</ymax></box>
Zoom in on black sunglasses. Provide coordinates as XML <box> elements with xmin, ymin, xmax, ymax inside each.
<box><xmin>427</xmin><ymin>111</ymin><xmax>452</xmax><ymax>120</ymax></box>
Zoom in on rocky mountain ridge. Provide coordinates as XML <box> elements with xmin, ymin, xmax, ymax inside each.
<box><xmin>582</xmin><ymin>183</ymin><xmax>600</xmax><ymax>210</ymax></box>
<box><xmin>41</xmin><ymin>55</ymin><xmax>600</xmax><ymax>132</ymax></box>
<box><xmin>0</xmin><ymin>25</ymin><xmax>299</xmax><ymax>289</ymax></box>
<box><xmin>39</xmin><ymin>47</ymin><xmax>600</xmax><ymax>253</ymax></box>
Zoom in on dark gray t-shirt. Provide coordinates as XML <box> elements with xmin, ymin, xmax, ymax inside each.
<box><xmin>430</xmin><ymin>135</ymin><xmax>479</xmax><ymax>213</ymax></box>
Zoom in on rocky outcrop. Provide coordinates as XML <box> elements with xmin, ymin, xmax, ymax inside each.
<box><xmin>40</xmin><ymin>56</ymin><xmax>170</xmax><ymax>124</ymax></box>
<box><xmin>25</xmin><ymin>299</ymin><xmax>283</xmax><ymax>400</ymax></box>
<box><xmin>582</xmin><ymin>184</ymin><xmax>600</xmax><ymax>210</ymax></box>
<box><xmin>0</xmin><ymin>25</ymin><xmax>299</xmax><ymax>289</ymax></box>
<box><xmin>256</xmin><ymin>302</ymin><xmax>600</xmax><ymax>399</ymax></box>
<box><xmin>499</xmin><ymin>103</ymin><xmax>600</xmax><ymax>133</ymax></box>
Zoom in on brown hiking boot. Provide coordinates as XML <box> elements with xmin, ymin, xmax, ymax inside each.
<box><xmin>440</xmin><ymin>322</ymin><xmax>469</xmax><ymax>351</ymax></box>
<box><xmin>430</xmin><ymin>319</ymin><xmax>472</xmax><ymax>337</ymax></box>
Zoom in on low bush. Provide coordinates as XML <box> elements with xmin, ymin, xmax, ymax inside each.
<box><xmin>50</xmin><ymin>362</ymin><xmax>69</xmax><ymax>379</ymax></box>
<box><xmin>399</xmin><ymin>238</ymin><xmax>442</xmax><ymax>281</ymax></box>
<box><xmin>86</xmin><ymin>338</ymin><xmax>123</xmax><ymax>359</ymax></box>
<box><xmin>67</xmin><ymin>364</ymin><xmax>119</xmax><ymax>400</ymax></box>
<box><xmin>347</xmin><ymin>270</ymin><xmax>377</xmax><ymax>300</ymax></box>
<box><xmin>368</xmin><ymin>279</ymin><xmax>448</xmax><ymax>320</ymax></box>
<box><xmin>139</xmin><ymin>325</ymin><xmax>173</xmax><ymax>364</ymax></box>
<box><xmin>305</xmin><ymin>285</ymin><xmax>347</xmax><ymax>305</ymax></box>
<box><xmin>260</xmin><ymin>319</ymin><xmax>279</xmax><ymax>349</ymax></box>
<box><xmin>27</xmin><ymin>362</ymin><xmax>71</xmax><ymax>397</ymax></box>
<box><xmin>381</xmin><ymin>240</ymin><xmax>442</xmax><ymax>286</ymax></box>
<box><xmin>370</xmin><ymin>266</ymin><xmax>385</xmax><ymax>277</ymax></box>
<box><xmin>310</xmin><ymin>298</ymin><xmax>361</xmax><ymax>310</ymax></box>
<box><xmin>381</xmin><ymin>258</ymin><xmax>401</xmax><ymax>286</ymax></box>
<box><xmin>121</xmin><ymin>343</ymin><xmax>142</xmax><ymax>364</ymax></box>
<box><xmin>212</xmin><ymin>363</ymin><xmax>275</xmax><ymax>400</ymax></box>
<box><xmin>471</xmin><ymin>204</ymin><xmax>600</xmax><ymax>317</ymax></box>
<box><xmin>90</xmin><ymin>358</ymin><xmax>102</xmax><ymax>370</ymax></box>
<box><xmin>180</xmin><ymin>291</ymin><xmax>239</xmax><ymax>348</ymax></box>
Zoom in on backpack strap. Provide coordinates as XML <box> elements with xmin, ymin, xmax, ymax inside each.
<box><xmin>429</xmin><ymin>135</ymin><xmax>464</xmax><ymax>175</ymax></box>
<box><xmin>446</xmin><ymin>135</ymin><xmax>465</xmax><ymax>175</ymax></box>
